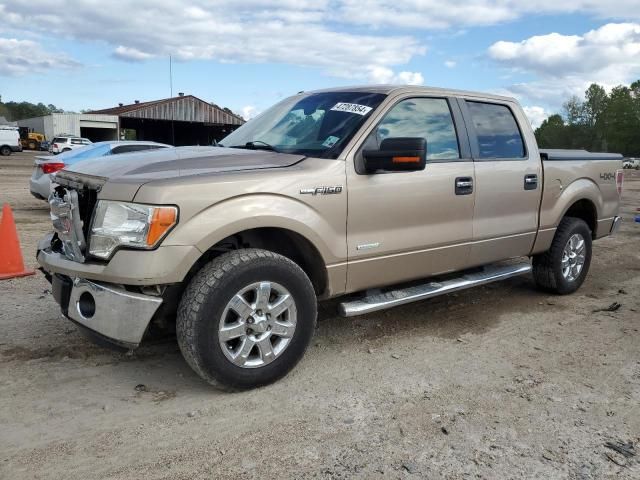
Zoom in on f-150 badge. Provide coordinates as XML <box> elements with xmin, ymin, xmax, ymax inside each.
<box><xmin>300</xmin><ymin>186</ymin><xmax>343</xmax><ymax>195</ymax></box>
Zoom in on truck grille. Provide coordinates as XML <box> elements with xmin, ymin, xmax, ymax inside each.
<box><xmin>77</xmin><ymin>187</ymin><xmax>98</xmax><ymax>239</ymax></box>
<box><xmin>49</xmin><ymin>185</ymin><xmax>98</xmax><ymax>262</ymax></box>
<box><xmin>48</xmin><ymin>171</ymin><xmax>105</xmax><ymax>262</ymax></box>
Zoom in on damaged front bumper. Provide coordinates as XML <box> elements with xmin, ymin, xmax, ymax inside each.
<box><xmin>38</xmin><ymin>235</ymin><xmax>164</xmax><ymax>348</ymax></box>
<box><xmin>50</xmin><ymin>273</ymin><xmax>162</xmax><ymax>349</ymax></box>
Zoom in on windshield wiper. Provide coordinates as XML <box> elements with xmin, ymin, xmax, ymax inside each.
<box><xmin>226</xmin><ymin>140</ymin><xmax>279</xmax><ymax>152</ymax></box>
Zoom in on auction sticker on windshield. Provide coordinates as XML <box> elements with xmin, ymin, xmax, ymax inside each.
<box><xmin>322</xmin><ymin>136</ymin><xmax>340</xmax><ymax>148</ymax></box>
<box><xmin>330</xmin><ymin>103</ymin><xmax>373</xmax><ymax>115</ymax></box>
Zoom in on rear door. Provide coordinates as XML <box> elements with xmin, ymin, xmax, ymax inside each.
<box><xmin>459</xmin><ymin>99</ymin><xmax>542</xmax><ymax>265</ymax></box>
<box><xmin>346</xmin><ymin>95</ymin><xmax>475</xmax><ymax>292</ymax></box>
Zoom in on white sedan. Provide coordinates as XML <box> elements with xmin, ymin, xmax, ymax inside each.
<box><xmin>30</xmin><ymin>140</ymin><xmax>171</xmax><ymax>200</ymax></box>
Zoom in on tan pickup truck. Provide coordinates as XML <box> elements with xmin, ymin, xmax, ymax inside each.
<box><xmin>37</xmin><ymin>86</ymin><xmax>624</xmax><ymax>389</ymax></box>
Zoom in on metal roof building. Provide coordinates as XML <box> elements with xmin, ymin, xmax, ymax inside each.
<box><xmin>90</xmin><ymin>93</ymin><xmax>244</xmax><ymax>146</ymax></box>
<box><xmin>17</xmin><ymin>113</ymin><xmax>119</xmax><ymax>142</ymax></box>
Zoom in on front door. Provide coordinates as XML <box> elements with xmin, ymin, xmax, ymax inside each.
<box><xmin>345</xmin><ymin>96</ymin><xmax>475</xmax><ymax>293</ymax></box>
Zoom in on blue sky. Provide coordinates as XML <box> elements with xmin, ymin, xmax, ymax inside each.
<box><xmin>1</xmin><ymin>1</ymin><xmax>639</xmax><ymax>127</ymax></box>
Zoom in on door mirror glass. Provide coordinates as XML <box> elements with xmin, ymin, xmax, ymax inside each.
<box><xmin>362</xmin><ymin>137</ymin><xmax>427</xmax><ymax>173</ymax></box>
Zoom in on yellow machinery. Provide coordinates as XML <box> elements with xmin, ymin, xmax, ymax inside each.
<box><xmin>19</xmin><ymin>129</ymin><xmax>46</xmax><ymax>150</ymax></box>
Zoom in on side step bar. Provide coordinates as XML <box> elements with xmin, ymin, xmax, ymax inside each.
<box><xmin>339</xmin><ymin>262</ymin><xmax>532</xmax><ymax>317</ymax></box>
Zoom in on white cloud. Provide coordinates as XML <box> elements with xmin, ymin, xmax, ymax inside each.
<box><xmin>489</xmin><ymin>23</ymin><xmax>640</xmax><ymax>81</ymax></box>
<box><xmin>335</xmin><ymin>1</ymin><xmax>640</xmax><ymax>29</ymax></box>
<box><xmin>4</xmin><ymin>0</ymin><xmax>640</xmax><ymax>94</ymax></box>
<box><xmin>366</xmin><ymin>66</ymin><xmax>424</xmax><ymax>85</ymax></box>
<box><xmin>0</xmin><ymin>37</ymin><xmax>80</xmax><ymax>76</ymax></box>
<box><xmin>1</xmin><ymin>1</ymin><xmax>425</xmax><ymax>84</ymax></box>
<box><xmin>395</xmin><ymin>71</ymin><xmax>424</xmax><ymax>85</ymax></box>
<box><xmin>113</xmin><ymin>45</ymin><xmax>154</xmax><ymax>62</ymax></box>
<box><xmin>8</xmin><ymin>1</ymin><xmax>639</xmax><ymax>85</ymax></box>
<box><xmin>444</xmin><ymin>60</ymin><xmax>457</xmax><ymax>68</ymax></box>
<box><xmin>241</xmin><ymin>105</ymin><xmax>259</xmax><ymax>120</ymax></box>
<box><xmin>522</xmin><ymin>106</ymin><xmax>547</xmax><ymax>128</ymax></box>
<box><xmin>489</xmin><ymin>23</ymin><xmax>640</xmax><ymax>103</ymax></box>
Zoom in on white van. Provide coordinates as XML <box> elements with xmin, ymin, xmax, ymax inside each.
<box><xmin>0</xmin><ymin>127</ymin><xmax>22</xmax><ymax>156</ymax></box>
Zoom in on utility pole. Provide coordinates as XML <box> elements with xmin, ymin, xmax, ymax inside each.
<box><xmin>170</xmin><ymin>56</ymin><xmax>175</xmax><ymax>146</ymax></box>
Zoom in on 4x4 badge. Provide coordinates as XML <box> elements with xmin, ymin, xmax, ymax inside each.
<box><xmin>300</xmin><ymin>186</ymin><xmax>343</xmax><ymax>195</ymax></box>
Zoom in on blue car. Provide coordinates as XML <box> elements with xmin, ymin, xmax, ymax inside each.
<box><xmin>29</xmin><ymin>140</ymin><xmax>171</xmax><ymax>200</ymax></box>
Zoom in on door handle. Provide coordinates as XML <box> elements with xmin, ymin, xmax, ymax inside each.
<box><xmin>455</xmin><ymin>177</ymin><xmax>473</xmax><ymax>195</ymax></box>
<box><xmin>524</xmin><ymin>174</ymin><xmax>538</xmax><ymax>190</ymax></box>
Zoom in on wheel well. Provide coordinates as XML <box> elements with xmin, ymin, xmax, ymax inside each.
<box><xmin>564</xmin><ymin>199</ymin><xmax>597</xmax><ymax>238</ymax></box>
<box><xmin>189</xmin><ymin>228</ymin><xmax>328</xmax><ymax>297</ymax></box>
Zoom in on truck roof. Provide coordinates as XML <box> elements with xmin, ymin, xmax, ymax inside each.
<box><xmin>303</xmin><ymin>85</ymin><xmax>517</xmax><ymax>103</ymax></box>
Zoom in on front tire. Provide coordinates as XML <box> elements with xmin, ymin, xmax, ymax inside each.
<box><xmin>0</xmin><ymin>146</ymin><xmax>11</xmax><ymax>156</ymax></box>
<box><xmin>532</xmin><ymin>217</ymin><xmax>592</xmax><ymax>294</ymax></box>
<box><xmin>176</xmin><ymin>249</ymin><xmax>317</xmax><ymax>389</ymax></box>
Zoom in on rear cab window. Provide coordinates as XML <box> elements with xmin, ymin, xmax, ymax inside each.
<box><xmin>465</xmin><ymin>101</ymin><xmax>525</xmax><ymax>159</ymax></box>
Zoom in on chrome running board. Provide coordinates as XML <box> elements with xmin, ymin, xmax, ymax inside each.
<box><xmin>339</xmin><ymin>262</ymin><xmax>532</xmax><ymax>317</ymax></box>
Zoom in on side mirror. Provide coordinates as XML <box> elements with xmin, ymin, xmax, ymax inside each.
<box><xmin>362</xmin><ymin>137</ymin><xmax>427</xmax><ymax>173</ymax></box>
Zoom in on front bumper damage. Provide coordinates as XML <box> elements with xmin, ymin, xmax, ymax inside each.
<box><xmin>39</xmin><ymin>184</ymin><xmax>193</xmax><ymax>347</ymax></box>
<box><xmin>51</xmin><ymin>274</ymin><xmax>162</xmax><ymax>348</ymax></box>
<box><xmin>38</xmin><ymin>234</ymin><xmax>167</xmax><ymax>348</ymax></box>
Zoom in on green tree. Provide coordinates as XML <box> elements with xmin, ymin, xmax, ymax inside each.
<box><xmin>582</xmin><ymin>84</ymin><xmax>608</xmax><ymax>151</ymax></box>
<box><xmin>535</xmin><ymin>114</ymin><xmax>568</xmax><ymax>148</ymax></box>
<box><xmin>584</xmin><ymin>84</ymin><xmax>608</xmax><ymax>127</ymax></box>
<box><xmin>563</xmin><ymin>95</ymin><xmax>586</xmax><ymax>125</ymax></box>
<box><xmin>601</xmin><ymin>86</ymin><xmax>640</xmax><ymax>156</ymax></box>
<box><xmin>0</xmin><ymin>99</ymin><xmax>65</xmax><ymax>121</ymax></box>
<box><xmin>534</xmin><ymin>79</ymin><xmax>640</xmax><ymax>156</ymax></box>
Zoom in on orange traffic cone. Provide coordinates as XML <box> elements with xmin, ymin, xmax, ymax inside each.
<box><xmin>0</xmin><ymin>203</ymin><xmax>35</xmax><ymax>280</ymax></box>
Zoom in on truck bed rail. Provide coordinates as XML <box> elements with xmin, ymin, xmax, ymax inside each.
<box><xmin>540</xmin><ymin>149</ymin><xmax>623</xmax><ymax>161</ymax></box>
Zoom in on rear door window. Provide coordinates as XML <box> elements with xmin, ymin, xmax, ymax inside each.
<box><xmin>52</xmin><ymin>137</ymin><xmax>68</xmax><ymax>144</ymax></box>
<box><xmin>466</xmin><ymin>101</ymin><xmax>525</xmax><ymax>159</ymax></box>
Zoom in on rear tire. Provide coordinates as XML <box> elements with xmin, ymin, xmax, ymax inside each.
<box><xmin>532</xmin><ymin>217</ymin><xmax>592</xmax><ymax>294</ymax></box>
<box><xmin>28</xmin><ymin>141</ymin><xmax>37</xmax><ymax>150</ymax></box>
<box><xmin>176</xmin><ymin>248</ymin><xmax>317</xmax><ymax>390</ymax></box>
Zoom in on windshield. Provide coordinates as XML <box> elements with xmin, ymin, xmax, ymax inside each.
<box><xmin>219</xmin><ymin>91</ymin><xmax>386</xmax><ymax>158</ymax></box>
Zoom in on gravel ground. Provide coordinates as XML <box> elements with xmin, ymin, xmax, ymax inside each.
<box><xmin>1</xmin><ymin>151</ymin><xmax>639</xmax><ymax>479</ymax></box>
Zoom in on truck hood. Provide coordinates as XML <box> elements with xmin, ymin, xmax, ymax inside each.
<box><xmin>59</xmin><ymin>146</ymin><xmax>306</xmax><ymax>185</ymax></box>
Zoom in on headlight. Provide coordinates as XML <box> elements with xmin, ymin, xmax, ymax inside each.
<box><xmin>89</xmin><ymin>201</ymin><xmax>178</xmax><ymax>259</ymax></box>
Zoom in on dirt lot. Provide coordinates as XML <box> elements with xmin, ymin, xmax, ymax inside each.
<box><xmin>1</xmin><ymin>150</ymin><xmax>639</xmax><ymax>479</ymax></box>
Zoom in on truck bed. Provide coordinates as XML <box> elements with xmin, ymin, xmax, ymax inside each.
<box><xmin>536</xmin><ymin>149</ymin><xmax>622</xmax><ymax>243</ymax></box>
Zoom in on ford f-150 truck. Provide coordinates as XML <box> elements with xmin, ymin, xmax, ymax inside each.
<box><xmin>37</xmin><ymin>86</ymin><xmax>624</xmax><ymax>389</ymax></box>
